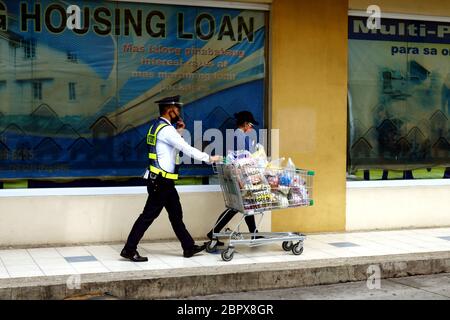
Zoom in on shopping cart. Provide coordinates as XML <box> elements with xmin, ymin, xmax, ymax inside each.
<box><xmin>207</xmin><ymin>162</ymin><xmax>314</xmax><ymax>261</ymax></box>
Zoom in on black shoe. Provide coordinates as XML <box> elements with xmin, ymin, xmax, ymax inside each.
<box><xmin>120</xmin><ymin>249</ymin><xmax>148</xmax><ymax>262</ymax></box>
<box><xmin>183</xmin><ymin>244</ymin><xmax>206</xmax><ymax>258</ymax></box>
<box><xmin>252</xmin><ymin>235</ymin><xmax>264</xmax><ymax>240</ymax></box>
<box><xmin>207</xmin><ymin>231</ymin><xmax>224</xmax><ymax>246</ymax></box>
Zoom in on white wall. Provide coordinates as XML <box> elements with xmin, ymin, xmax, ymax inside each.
<box><xmin>346</xmin><ymin>180</ymin><xmax>450</xmax><ymax>231</ymax></box>
<box><xmin>0</xmin><ymin>186</ymin><xmax>271</xmax><ymax>247</ymax></box>
<box><xmin>2</xmin><ymin>181</ymin><xmax>449</xmax><ymax>247</ymax></box>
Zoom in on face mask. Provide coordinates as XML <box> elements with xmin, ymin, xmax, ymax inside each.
<box><xmin>170</xmin><ymin>110</ymin><xmax>180</xmax><ymax>125</ymax></box>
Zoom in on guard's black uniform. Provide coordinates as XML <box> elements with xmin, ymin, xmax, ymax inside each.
<box><xmin>124</xmin><ymin>173</ymin><xmax>194</xmax><ymax>251</ymax></box>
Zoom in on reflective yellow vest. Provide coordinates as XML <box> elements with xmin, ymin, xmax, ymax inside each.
<box><xmin>146</xmin><ymin>119</ymin><xmax>179</xmax><ymax>180</ymax></box>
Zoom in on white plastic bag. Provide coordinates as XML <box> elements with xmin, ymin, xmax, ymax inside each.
<box><xmin>285</xmin><ymin>158</ymin><xmax>296</xmax><ymax>171</ymax></box>
<box><xmin>251</xmin><ymin>143</ymin><xmax>268</xmax><ymax>168</ymax></box>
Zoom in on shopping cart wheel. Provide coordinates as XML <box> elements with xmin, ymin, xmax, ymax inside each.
<box><xmin>206</xmin><ymin>240</ymin><xmax>218</xmax><ymax>253</ymax></box>
<box><xmin>292</xmin><ymin>242</ymin><xmax>304</xmax><ymax>255</ymax></box>
<box><xmin>221</xmin><ymin>248</ymin><xmax>234</xmax><ymax>262</ymax></box>
<box><xmin>282</xmin><ymin>241</ymin><xmax>293</xmax><ymax>251</ymax></box>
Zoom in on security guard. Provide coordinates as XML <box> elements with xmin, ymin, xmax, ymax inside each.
<box><xmin>121</xmin><ymin>95</ymin><xmax>221</xmax><ymax>261</ymax></box>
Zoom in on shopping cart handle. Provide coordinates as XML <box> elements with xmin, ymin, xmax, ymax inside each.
<box><xmin>297</xmin><ymin>168</ymin><xmax>315</xmax><ymax>176</ymax></box>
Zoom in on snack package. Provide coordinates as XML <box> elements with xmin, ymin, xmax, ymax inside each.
<box><xmin>234</xmin><ymin>156</ymin><xmax>257</xmax><ymax>168</ymax></box>
<box><xmin>289</xmin><ymin>185</ymin><xmax>309</xmax><ymax>205</ymax></box>
<box><xmin>242</xmin><ymin>187</ymin><xmax>274</xmax><ymax>210</ymax></box>
<box><xmin>242</xmin><ymin>181</ymin><xmax>270</xmax><ymax>192</ymax></box>
<box><xmin>233</xmin><ymin>152</ymin><xmax>271</xmax><ymax>206</ymax></box>
<box><xmin>266</xmin><ymin>174</ymin><xmax>279</xmax><ymax>189</ymax></box>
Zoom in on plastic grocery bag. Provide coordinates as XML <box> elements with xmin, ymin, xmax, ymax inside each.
<box><xmin>285</xmin><ymin>158</ymin><xmax>296</xmax><ymax>171</ymax></box>
<box><xmin>251</xmin><ymin>143</ymin><xmax>268</xmax><ymax>167</ymax></box>
<box><xmin>226</xmin><ymin>150</ymin><xmax>251</xmax><ymax>164</ymax></box>
<box><xmin>266</xmin><ymin>157</ymin><xmax>285</xmax><ymax>170</ymax></box>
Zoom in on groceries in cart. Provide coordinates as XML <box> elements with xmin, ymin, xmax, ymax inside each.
<box><xmin>224</xmin><ymin>145</ymin><xmax>313</xmax><ymax>212</ymax></box>
<box><xmin>211</xmin><ymin>148</ymin><xmax>313</xmax><ymax>261</ymax></box>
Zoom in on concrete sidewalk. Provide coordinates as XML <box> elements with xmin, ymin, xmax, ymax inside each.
<box><xmin>1</xmin><ymin>227</ymin><xmax>450</xmax><ymax>299</ymax></box>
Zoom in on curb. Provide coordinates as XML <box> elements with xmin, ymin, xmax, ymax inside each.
<box><xmin>1</xmin><ymin>251</ymin><xmax>450</xmax><ymax>299</ymax></box>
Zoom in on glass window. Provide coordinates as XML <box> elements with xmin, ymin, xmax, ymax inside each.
<box><xmin>69</xmin><ymin>82</ymin><xmax>76</xmax><ymax>101</ymax></box>
<box><xmin>22</xmin><ymin>38</ymin><xmax>36</xmax><ymax>59</ymax></box>
<box><xmin>33</xmin><ymin>81</ymin><xmax>42</xmax><ymax>100</ymax></box>
<box><xmin>100</xmin><ymin>84</ymin><xmax>106</xmax><ymax>96</ymax></box>
<box><xmin>67</xmin><ymin>51</ymin><xmax>78</xmax><ymax>63</ymax></box>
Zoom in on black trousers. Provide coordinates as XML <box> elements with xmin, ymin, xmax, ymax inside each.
<box><xmin>124</xmin><ymin>175</ymin><xmax>195</xmax><ymax>252</ymax></box>
<box><xmin>209</xmin><ymin>208</ymin><xmax>257</xmax><ymax>235</ymax></box>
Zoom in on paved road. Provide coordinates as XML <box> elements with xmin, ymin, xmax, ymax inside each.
<box><xmin>183</xmin><ymin>273</ymin><xmax>450</xmax><ymax>300</ymax></box>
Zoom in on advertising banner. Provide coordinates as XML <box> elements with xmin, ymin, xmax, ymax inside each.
<box><xmin>348</xmin><ymin>16</ymin><xmax>450</xmax><ymax>174</ymax></box>
<box><xmin>0</xmin><ymin>0</ymin><xmax>266</xmax><ymax>179</ymax></box>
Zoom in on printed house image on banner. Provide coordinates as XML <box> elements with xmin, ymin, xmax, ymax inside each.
<box><xmin>31</xmin><ymin>104</ymin><xmax>58</xmax><ymax>118</ymax></box>
<box><xmin>406</xmin><ymin>127</ymin><xmax>429</xmax><ymax>160</ymax></box>
<box><xmin>395</xmin><ymin>137</ymin><xmax>412</xmax><ymax>159</ymax></box>
<box><xmin>135</xmin><ymin>138</ymin><xmax>148</xmax><ymax>163</ymax></box>
<box><xmin>29</xmin><ymin>104</ymin><xmax>64</xmax><ymax>135</ymax></box>
<box><xmin>430</xmin><ymin>110</ymin><xmax>448</xmax><ymax>142</ymax></box>
<box><xmin>351</xmin><ymin>137</ymin><xmax>373</xmax><ymax>159</ymax></box>
<box><xmin>116</xmin><ymin>125</ymin><xmax>143</xmax><ymax>161</ymax></box>
<box><xmin>432</xmin><ymin>137</ymin><xmax>450</xmax><ymax>159</ymax></box>
<box><xmin>0</xmin><ymin>140</ymin><xmax>9</xmax><ymax>161</ymax></box>
<box><xmin>90</xmin><ymin>116</ymin><xmax>117</xmax><ymax>161</ymax></box>
<box><xmin>68</xmin><ymin>138</ymin><xmax>93</xmax><ymax>162</ymax></box>
<box><xmin>56</xmin><ymin>124</ymin><xmax>80</xmax><ymax>138</ymax></box>
<box><xmin>376</xmin><ymin>119</ymin><xmax>400</xmax><ymax>158</ymax></box>
<box><xmin>33</xmin><ymin>137</ymin><xmax>62</xmax><ymax>161</ymax></box>
<box><xmin>0</xmin><ymin>124</ymin><xmax>32</xmax><ymax>161</ymax></box>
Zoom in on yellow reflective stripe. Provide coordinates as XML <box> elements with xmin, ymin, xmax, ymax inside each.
<box><xmin>369</xmin><ymin>169</ymin><xmax>384</xmax><ymax>180</ymax></box>
<box><xmin>154</xmin><ymin>123</ymin><xmax>168</xmax><ymax>135</ymax></box>
<box><xmin>165</xmin><ymin>173</ymin><xmax>179</xmax><ymax>180</ymax></box>
<box><xmin>147</xmin><ymin>123</ymin><xmax>168</xmax><ymax>145</ymax></box>
<box><xmin>149</xmin><ymin>153</ymin><xmax>157</xmax><ymax>160</ymax></box>
<box><xmin>412</xmin><ymin>167</ymin><xmax>445</xmax><ymax>179</ymax></box>
<box><xmin>149</xmin><ymin>166</ymin><xmax>178</xmax><ymax>180</ymax></box>
<box><xmin>354</xmin><ymin>170</ymin><xmax>365</xmax><ymax>179</ymax></box>
<box><xmin>147</xmin><ymin>126</ymin><xmax>156</xmax><ymax>145</ymax></box>
<box><xmin>387</xmin><ymin>170</ymin><xmax>404</xmax><ymax>179</ymax></box>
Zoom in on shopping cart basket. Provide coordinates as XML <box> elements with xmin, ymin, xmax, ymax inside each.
<box><xmin>207</xmin><ymin>162</ymin><xmax>314</xmax><ymax>261</ymax></box>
